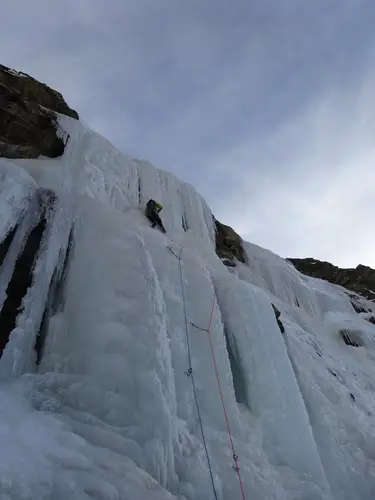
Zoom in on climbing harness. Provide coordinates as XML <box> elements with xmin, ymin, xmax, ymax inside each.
<box><xmin>167</xmin><ymin>245</ymin><xmax>247</xmax><ymax>500</ymax></box>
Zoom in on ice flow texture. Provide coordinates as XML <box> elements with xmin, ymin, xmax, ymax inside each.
<box><xmin>0</xmin><ymin>116</ymin><xmax>375</xmax><ymax>499</ymax></box>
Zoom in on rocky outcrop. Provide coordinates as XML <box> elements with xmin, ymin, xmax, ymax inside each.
<box><xmin>214</xmin><ymin>218</ymin><xmax>246</xmax><ymax>264</ymax></box>
<box><xmin>0</xmin><ymin>64</ymin><xmax>78</xmax><ymax>159</ymax></box>
<box><xmin>288</xmin><ymin>258</ymin><xmax>375</xmax><ymax>302</ymax></box>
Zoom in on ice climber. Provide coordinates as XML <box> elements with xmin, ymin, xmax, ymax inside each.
<box><xmin>145</xmin><ymin>199</ymin><xmax>166</xmax><ymax>233</ymax></box>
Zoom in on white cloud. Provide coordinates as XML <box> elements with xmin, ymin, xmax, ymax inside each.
<box><xmin>216</xmin><ymin>71</ymin><xmax>375</xmax><ymax>267</ymax></box>
<box><xmin>1</xmin><ymin>0</ymin><xmax>375</xmax><ymax>267</ymax></box>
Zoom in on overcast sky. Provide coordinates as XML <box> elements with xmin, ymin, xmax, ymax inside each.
<box><xmin>2</xmin><ymin>0</ymin><xmax>375</xmax><ymax>267</ymax></box>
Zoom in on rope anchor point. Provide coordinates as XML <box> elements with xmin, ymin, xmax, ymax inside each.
<box><xmin>191</xmin><ymin>321</ymin><xmax>209</xmax><ymax>333</ymax></box>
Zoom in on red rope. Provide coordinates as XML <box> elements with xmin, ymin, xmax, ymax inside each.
<box><xmin>206</xmin><ymin>294</ymin><xmax>247</xmax><ymax>500</ymax></box>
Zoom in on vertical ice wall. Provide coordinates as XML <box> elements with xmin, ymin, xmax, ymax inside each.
<box><xmin>237</xmin><ymin>241</ymin><xmax>354</xmax><ymax>318</ymax></box>
<box><xmin>76</xmin><ymin>130</ymin><xmax>215</xmax><ymax>245</ymax></box>
<box><xmin>213</xmin><ymin>272</ymin><xmax>331</xmax><ymax>498</ymax></box>
<box><xmin>233</xmin><ymin>243</ymin><xmax>375</xmax><ymax>500</ymax></box>
<box><xmin>0</xmin><ymin>118</ymin><xmax>85</xmax><ymax>378</ymax></box>
<box><xmin>0</xmin><ymin>160</ymin><xmax>37</xmax><ymax>312</ymax></box>
<box><xmin>1</xmin><ymin>116</ymin><xmax>375</xmax><ymax>499</ymax></box>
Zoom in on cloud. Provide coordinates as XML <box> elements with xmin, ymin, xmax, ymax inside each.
<box><xmin>1</xmin><ymin>0</ymin><xmax>375</xmax><ymax>266</ymax></box>
<box><xmin>218</xmin><ymin>69</ymin><xmax>375</xmax><ymax>267</ymax></box>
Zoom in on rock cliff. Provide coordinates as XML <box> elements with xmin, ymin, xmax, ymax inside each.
<box><xmin>0</xmin><ymin>64</ymin><xmax>78</xmax><ymax>159</ymax></box>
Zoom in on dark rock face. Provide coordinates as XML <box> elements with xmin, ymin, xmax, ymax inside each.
<box><xmin>288</xmin><ymin>258</ymin><xmax>375</xmax><ymax>302</ymax></box>
<box><xmin>339</xmin><ymin>329</ymin><xmax>362</xmax><ymax>347</ymax></box>
<box><xmin>272</xmin><ymin>303</ymin><xmax>285</xmax><ymax>334</ymax></box>
<box><xmin>214</xmin><ymin>218</ymin><xmax>246</xmax><ymax>264</ymax></box>
<box><xmin>0</xmin><ymin>207</ymin><xmax>48</xmax><ymax>355</ymax></box>
<box><xmin>222</xmin><ymin>258</ymin><xmax>236</xmax><ymax>268</ymax></box>
<box><xmin>0</xmin><ymin>187</ymin><xmax>69</xmax><ymax>359</ymax></box>
<box><xmin>0</xmin><ymin>64</ymin><xmax>78</xmax><ymax>159</ymax></box>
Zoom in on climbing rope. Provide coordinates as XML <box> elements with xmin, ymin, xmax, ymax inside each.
<box><xmin>204</xmin><ymin>293</ymin><xmax>247</xmax><ymax>500</ymax></box>
<box><xmin>167</xmin><ymin>245</ymin><xmax>247</xmax><ymax>500</ymax></box>
<box><xmin>167</xmin><ymin>246</ymin><xmax>218</xmax><ymax>500</ymax></box>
